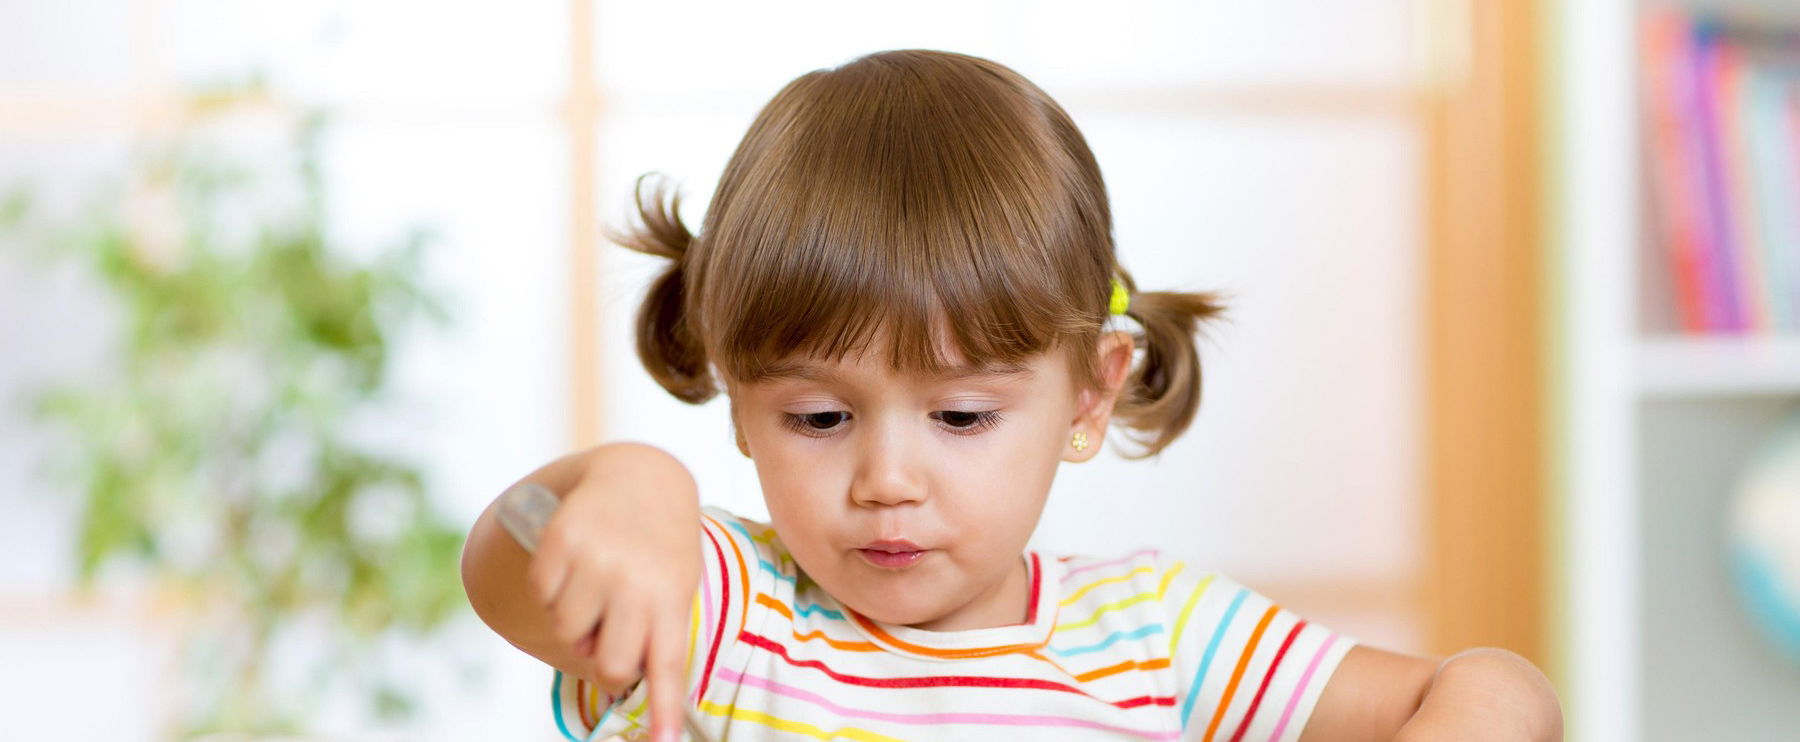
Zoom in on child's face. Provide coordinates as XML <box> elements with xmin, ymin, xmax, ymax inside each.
<box><xmin>727</xmin><ymin>328</ymin><xmax>1130</xmax><ymax>632</ymax></box>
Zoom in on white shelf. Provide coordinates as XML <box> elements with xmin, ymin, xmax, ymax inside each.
<box><xmin>1637</xmin><ymin>335</ymin><xmax>1800</xmax><ymax>397</ymax></box>
<box><xmin>1558</xmin><ymin>3</ymin><xmax>1800</xmax><ymax>740</ymax></box>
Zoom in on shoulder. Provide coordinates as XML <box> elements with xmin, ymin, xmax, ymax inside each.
<box><xmin>700</xmin><ymin>505</ymin><xmax>759</xmax><ymax>542</ymax></box>
<box><xmin>697</xmin><ymin>505</ymin><xmax>797</xmax><ymax>598</ymax></box>
<box><xmin>1053</xmin><ymin>548</ymin><xmax>1172</xmax><ymax>603</ymax></box>
<box><xmin>1042</xmin><ymin>548</ymin><xmax>1180</xmax><ymax>653</ymax></box>
<box><xmin>1053</xmin><ymin>548</ymin><xmax>1315</xmax><ymax>621</ymax></box>
<box><xmin>699</xmin><ymin>505</ymin><xmax>786</xmax><ymax>563</ymax></box>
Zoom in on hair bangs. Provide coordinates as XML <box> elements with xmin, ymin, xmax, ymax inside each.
<box><xmin>701</xmin><ymin>196</ymin><xmax>1095</xmax><ymax>384</ymax></box>
<box><xmin>693</xmin><ymin>69</ymin><xmax>1098</xmax><ymax>383</ymax></box>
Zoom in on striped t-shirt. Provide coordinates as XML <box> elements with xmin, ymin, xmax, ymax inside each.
<box><xmin>551</xmin><ymin>506</ymin><xmax>1356</xmax><ymax>741</ymax></box>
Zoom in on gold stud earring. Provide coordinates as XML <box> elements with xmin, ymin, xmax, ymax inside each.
<box><xmin>1071</xmin><ymin>431</ymin><xmax>1088</xmax><ymax>452</ymax></box>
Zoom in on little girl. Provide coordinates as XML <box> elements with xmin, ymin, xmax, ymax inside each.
<box><xmin>461</xmin><ymin>49</ymin><xmax>1561</xmax><ymax>742</ymax></box>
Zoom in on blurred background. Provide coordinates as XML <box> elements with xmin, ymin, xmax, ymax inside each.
<box><xmin>2</xmin><ymin>0</ymin><xmax>1798</xmax><ymax>740</ymax></box>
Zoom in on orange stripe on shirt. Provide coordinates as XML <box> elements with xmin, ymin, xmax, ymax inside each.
<box><xmin>1022</xmin><ymin>648</ymin><xmax>1079</xmax><ymax>679</ymax></box>
<box><xmin>1074</xmin><ymin>657</ymin><xmax>1173</xmax><ymax>683</ymax></box>
<box><xmin>1203</xmin><ymin>604</ymin><xmax>1281</xmax><ymax>742</ymax></box>
<box><xmin>756</xmin><ymin>593</ymin><xmax>882</xmax><ymax>652</ymax></box>
<box><xmin>574</xmin><ymin>678</ymin><xmax>594</xmax><ymax>731</ymax></box>
<box><xmin>850</xmin><ymin>611</ymin><xmax>1047</xmax><ymax>659</ymax></box>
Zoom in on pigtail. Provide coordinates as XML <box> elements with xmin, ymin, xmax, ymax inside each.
<box><xmin>602</xmin><ymin>172</ymin><xmax>718</xmax><ymax>404</ymax></box>
<box><xmin>1108</xmin><ymin>269</ymin><xmax>1232</xmax><ymax>459</ymax></box>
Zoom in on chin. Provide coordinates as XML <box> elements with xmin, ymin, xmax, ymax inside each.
<box><xmin>837</xmin><ymin>582</ymin><xmax>943</xmax><ymax>626</ymax></box>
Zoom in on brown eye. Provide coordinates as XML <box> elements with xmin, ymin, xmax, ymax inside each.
<box><xmin>933</xmin><ymin>410</ymin><xmax>1004</xmax><ymax>434</ymax></box>
<box><xmin>782</xmin><ymin>411</ymin><xmax>849</xmax><ymax>436</ymax></box>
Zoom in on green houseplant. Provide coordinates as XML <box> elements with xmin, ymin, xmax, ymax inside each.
<box><xmin>1</xmin><ymin>79</ymin><xmax>469</xmax><ymax>739</ymax></box>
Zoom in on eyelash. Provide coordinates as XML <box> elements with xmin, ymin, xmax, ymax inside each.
<box><xmin>779</xmin><ymin>410</ymin><xmax>1005</xmax><ymax>438</ymax></box>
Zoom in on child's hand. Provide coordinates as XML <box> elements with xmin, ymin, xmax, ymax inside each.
<box><xmin>524</xmin><ymin>443</ymin><xmax>702</xmax><ymax>742</ymax></box>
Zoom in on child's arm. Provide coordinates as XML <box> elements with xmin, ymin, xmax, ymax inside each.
<box><xmin>460</xmin><ymin>441</ymin><xmax>701</xmax><ymax>742</ymax></box>
<box><xmin>1297</xmin><ymin>645</ymin><xmax>1562</xmax><ymax>741</ymax></box>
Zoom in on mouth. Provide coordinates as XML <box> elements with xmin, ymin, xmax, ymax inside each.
<box><xmin>857</xmin><ymin>539</ymin><xmax>929</xmax><ymax>568</ymax></box>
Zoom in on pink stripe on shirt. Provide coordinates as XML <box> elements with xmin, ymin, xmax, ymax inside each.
<box><xmin>1060</xmin><ymin>549</ymin><xmax>1160</xmax><ymax>582</ymax></box>
<box><xmin>717</xmin><ymin>668</ymin><xmax>1182</xmax><ymax>740</ymax></box>
<box><xmin>1266</xmin><ymin>632</ymin><xmax>1342</xmax><ymax>742</ymax></box>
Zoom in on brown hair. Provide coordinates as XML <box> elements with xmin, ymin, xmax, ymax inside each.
<box><xmin>603</xmin><ymin>49</ymin><xmax>1229</xmax><ymax>458</ymax></box>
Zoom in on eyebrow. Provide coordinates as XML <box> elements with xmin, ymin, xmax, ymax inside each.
<box><xmin>754</xmin><ymin>359</ymin><xmax>1036</xmax><ymax>384</ymax></box>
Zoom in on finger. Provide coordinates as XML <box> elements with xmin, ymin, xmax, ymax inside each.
<box><xmin>646</xmin><ymin>616</ymin><xmax>689</xmax><ymax>742</ymax></box>
<box><xmin>525</xmin><ymin>533</ymin><xmax>572</xmax><ymax>607</ymax></box>
<box><xmin>592</xmin><ymin>602</ymin><xmax>649</xmax><ymax>696</ymax></box>
<box><xmin>549</xmin><ymin>560</ymin><xmax>606</xmax><ymax>647</ymax></box>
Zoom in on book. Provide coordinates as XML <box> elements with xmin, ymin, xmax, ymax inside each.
<box><xmin>1747</xmin><ymin>63</ymin><xmax>1798</xmax><ymax>330</ymax></box>
<box><xmin>1789</xmin><ymin>81</ymin><xmax>1800</xmax><ymax>329</ymax></box>
<box><xmin>1639</xmin><ymin>9</ymin><xmax>1800</xmax><ymax>334</ymax></box>
<box><xmin>1640</xmin><ymin>7</ymin><xmax>1712</xmax><ymax>332</ymax></box>
<box><xmin>1723</xmin><ymin>38</ymin><xmax>1772</xmax><ymax>331</ymax></box>
<box><xmin>1692</xmin><ymin>17</ymin><xmax>1747</xmax><ymax>332</ymax></box>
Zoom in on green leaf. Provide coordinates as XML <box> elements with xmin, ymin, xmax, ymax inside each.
<box><xmin>10</xmin><ymin>82</ymin><xmax>473</xmax><ymax>734</ymax></box>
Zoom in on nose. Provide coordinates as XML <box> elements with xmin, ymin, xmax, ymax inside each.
<box><xmin>848</xmin><ymin>416</ymin><xmax>928</xmax><ymax>508</ymax></box>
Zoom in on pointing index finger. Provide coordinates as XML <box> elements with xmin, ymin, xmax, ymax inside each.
<box><xmin>646</xmin><ymin>615</ymin><xmax>692</xmax><ymax>742</ymax></box>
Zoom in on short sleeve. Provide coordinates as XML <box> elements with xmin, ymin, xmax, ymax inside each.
<box><xmin>548</xmin><ymin>506</ymin><xmax>776</xmax><ymax>741</ymax></box>
<box><xmin>1160</xmin><ymin>560</ymin><xmax>1358</xmax><ymax>742</ymax></box>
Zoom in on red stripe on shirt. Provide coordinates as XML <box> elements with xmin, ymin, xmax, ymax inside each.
<box><xmin>1115</xmin><ymin>694</ymin><xmax>1179</xmax><ymax>710</ymax></box>
<box><xmin>1226</xmin><ymin>619</ymin><xmax>1307</xmax><ymax>742</ymax></box>
<box><xmin>738</xmin><ymin>630</ymin><xmax>1178</xmax><ymax>709</ymax></box>
<box><xmin>697</xmin><ymin>523</ymin><xmax>731</xmax><ymax>702</ymax></box>
<box><xmin>1024</xmin><ymin>553</ymin><xmax>1042</xmax><ymax>625</ymax></box>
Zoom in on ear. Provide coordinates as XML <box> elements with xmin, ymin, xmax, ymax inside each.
<box><xmin>1063</xmin><ymin>330</ymin><xmax>1134</xmax><ymax>463</ymax></box>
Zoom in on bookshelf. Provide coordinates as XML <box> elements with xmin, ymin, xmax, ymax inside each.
<box><xmin>1556</xmin><ymin>1</ymin><xmax>1800</xmax><ymax>740</ymax></box>
<box><xmin>1637</xmin><ymin>334</ymin><xmax>1800</xmax><ymax>396</ymax></box>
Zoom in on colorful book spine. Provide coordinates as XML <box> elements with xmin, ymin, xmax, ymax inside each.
<box><xmin>1789</xmin><ymin>81</ymin><xmax>1800</xmax><ymax>330</ymax></box>
<box><xmin>1749</xmin><ymin>66</ymin><xmax>1797</xmax><ymax>331</ymax></box>
<box><xmin>1760</xmin><ymin>24</ymin><xmax>1800</xmax><ymax>332</ymax></box>
<box><xmin>1722</xmin><ymin>40</ymin><xmax>1772</xmax><ymax>331</ymax></box>
<box><xmin>1691</xmin><ymin>17</ymin><xmax>1747</xmax><ymax>332</ymax></box>
<box><xmin>1640</xmin><ymin>7</ymin><xmax>1712</xmax><ymax>332</ymax></box>
<box><xmin>1640</xmin><ymin>9</ymin><xmax>1800</xmax><ymax>334</ymax></box>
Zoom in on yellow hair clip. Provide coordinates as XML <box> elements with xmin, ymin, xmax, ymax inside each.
<box><xmin>1108</xmin><ymin>278</ymin><xmax>1130</xmax><ymax>316</ymax></box>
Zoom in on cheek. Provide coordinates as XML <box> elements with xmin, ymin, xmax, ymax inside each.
<box><xmin>941</xmin><ymin>422</ymin><xmax>1063</xmax><ymax>521</ymax></box>
<box><xmin>762</xmin><ymin>491</ymin><xmax>848</xmax><ymax>581</ymax></box>
<box><xmin>753</xmin><ymin>433</ymin><xmax>844</xmax><ymax>495</ymax></box>
<box><xmin>751</xmin><ymin>441</ymin><xmax>847</xmax><ymax>542</ymax></box>
<box><xmin>1010</xmin><ymin>402</ymin><xmax>1078</xmax><ymax>468</ymax></box>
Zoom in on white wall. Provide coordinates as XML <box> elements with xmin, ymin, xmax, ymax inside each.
<box><xmin>0</xmin><ymin>1</ymin><xmax>570</xmax><ymax>739</ymax></box>
<box><xmin>0</xmin><ymin>1</ymin><xmax>1425</xmax><ymax>739</ymax></box>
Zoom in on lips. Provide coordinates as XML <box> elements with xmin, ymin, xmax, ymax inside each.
<box><xmin>857</xmin><ymin>538</ymin><xmax>928</xmax><ymax>568</ymax></box>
